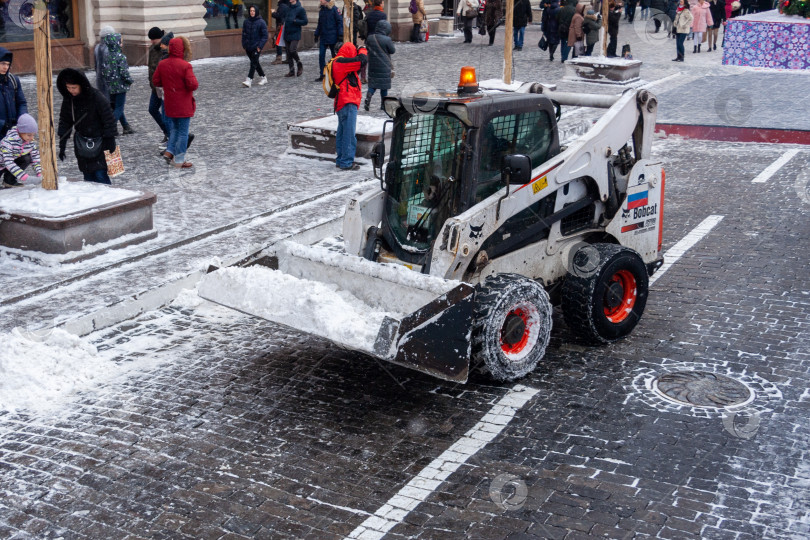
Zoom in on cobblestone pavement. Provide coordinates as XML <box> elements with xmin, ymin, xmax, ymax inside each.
<box><xmin>1</xmin><ymin>134</ymin><xmax>809</xmax><ymax>539</ymax></box>
<box><xmin>2</xmin><ymin>15</ymin><xmax>810</xmax><ymax>540</ymax></box>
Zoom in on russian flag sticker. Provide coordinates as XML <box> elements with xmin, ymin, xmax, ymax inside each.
<box><xmin>627</xmin><ymin>190</ymin><xmax>649</xmax><ymax>210</ymax></box>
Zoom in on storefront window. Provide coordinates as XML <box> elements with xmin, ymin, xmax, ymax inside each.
<box><xmin>0</xmin><ymin>0</ymin><xmax>75</xmax><ymax>43</ymax></box>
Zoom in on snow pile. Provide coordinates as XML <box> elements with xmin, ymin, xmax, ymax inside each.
<box><xmin>198</xmin><ymin>266</ymin><xmax>400</xmax><ymax>353</ymax></box>
<box><xmin>0</xmin><ymin>181</ymin><xmax>142</xmax><ymax>218</ymax></box>
<box><xmin>479</xmin><ymin>79</ymin><xmax>525</xmax><ymax>92</ymax></box>
<box><xmin>0</xmin><ymin>328</ymin><xmax>119</xmax><ymax>413</ymax></box>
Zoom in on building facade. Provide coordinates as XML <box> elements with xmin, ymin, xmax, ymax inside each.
<box><xmin>1</xmin><ymin>0</ymin><xmax>447</xmax><ymax>74</ymax></box>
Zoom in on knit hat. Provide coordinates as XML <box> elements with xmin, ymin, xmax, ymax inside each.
<box><xmin>99</xmin><ymin>25</ymin><xmax>116</xmax><ymax>38</ymax></box>
<box><xmin>148</xmin><ymin>27</ymin><xmax>164</xmax><ymax>40</ymax></box>
<box><xmin>16</xmin><ymin>114</ymin><xmax>37</xmax><ymax>134</ymax></box>
<box><xmin>160</xmin><ymin>31</ymin><xmax>174</xmax><ymax>46</ymax></box>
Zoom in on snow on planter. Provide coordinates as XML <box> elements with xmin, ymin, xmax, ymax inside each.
<box><xmin>0</xmin><ymin>181</ymin><xmax>143</xmax><ymax>219</ymax></box>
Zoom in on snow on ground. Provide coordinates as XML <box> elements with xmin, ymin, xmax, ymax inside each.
<box><xmin>0</xmin><ymin>328</ymin><xmax>114</xmax><ymax>413</ymax></box>
<box><xmin>0</xmin><ymin>180</ymin><xmax>144</xmax><ymax>218</ymax></box>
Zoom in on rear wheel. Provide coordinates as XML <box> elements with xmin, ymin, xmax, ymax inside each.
<box><xmin>562</xmin><ymin>243</ymin><xmax>649</xmax><ymax>343</ymax></box>
<box><xmin>471</xmin><ymin>274</ymin><xmax>553</xmax><ymax>381</ymax></box>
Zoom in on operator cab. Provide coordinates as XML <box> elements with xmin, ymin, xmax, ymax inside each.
<box><xmin>372</xmin><ymin>68</ymin><xmax>561</xmax><ymax>270</ymax></box>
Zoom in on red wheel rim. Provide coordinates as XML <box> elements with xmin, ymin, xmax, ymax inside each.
<box><xmin>501</xmin><ymin>307</ymin><xmax>531</xmax><ymax>355</ymax></box>
<box><xmin>603</xmin><ymin>269</ymin><xmax>637</xmax><ymax>323</ymax></box>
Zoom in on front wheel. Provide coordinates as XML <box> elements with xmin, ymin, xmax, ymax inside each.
<box><xmin>562</xmin><ymin>243</ymin><xmax>649</xmax><ymax>344</ymax></box>
<box><xmin>471</xmin><ymin>273</ymin><xmax>553</xmax><ymax>381</ymax></box>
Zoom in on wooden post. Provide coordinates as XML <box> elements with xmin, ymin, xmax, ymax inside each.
<box><xmin>503</xmin><ymin>0</ymin><xmax>514</xmax><ymax>84</ymax></box>
<box><xmin>602</xmin><ymin>0</ymin><xmax>609</xmax><ymax>57</ymax></box>
<box><xmin>344</xmin><ymin>0</ymin><xmax>353</xmax><ymax>44</ymax></box>
<box><xmin>34</xmin><ymin>0</ymin><xmax>57</xmax><ymax>190</ymax></box>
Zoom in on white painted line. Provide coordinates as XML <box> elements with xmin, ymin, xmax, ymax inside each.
<box><xmin>345</xmin><ymin>385</ymin><xmax>539</xmax><ymax>540</ymax></box>
<box><xmin>751</xmin><ymin>149</ymin><xmax>801</xmax><ymax>183</ymax></box>
<box><xmin>649</xmin><ymin>215</ymin><xmax>724</xmax><ymax>286</ymax></box>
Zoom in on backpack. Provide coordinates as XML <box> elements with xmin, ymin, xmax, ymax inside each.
<box><xmin>409</xmin><ymin>0</ymin><xmax>418</xmax><ymax>14</ymax></box>
<box><xmin>323</xmin><ymin>57</ymin><xmax>339</xmax><ymax>98</ymax></box>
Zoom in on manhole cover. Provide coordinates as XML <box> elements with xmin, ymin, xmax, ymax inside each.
<box><xmin>652</xmin><ymin>371</ymin><xmax>754</xmax><ymax>408</ymax></box>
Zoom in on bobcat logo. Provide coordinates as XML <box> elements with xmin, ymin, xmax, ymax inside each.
<box><xmin>634</xmin><ymin>173</ymin><xmax>646</xmax><ymax>186</ymax></box>
<box><xmin>469</xmin><ymin>223</ymin><xmax>484</xmax><ymax>239</ymax></box>
<box><xmin>622</xmin><ymin>208</ymin><xmax>631</xmax><ymax>219</ymax></box>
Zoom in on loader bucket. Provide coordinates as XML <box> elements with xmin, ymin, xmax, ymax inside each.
<box><xmin>197</xmin><ymin>241</ymin><xmax>476</xmax><ymax>383</ymax></box>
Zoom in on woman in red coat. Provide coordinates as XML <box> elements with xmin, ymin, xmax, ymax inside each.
<box><xmin>153</xmin><ymin>37</ymin><xmax>198</xmax><ymax>169</ymax></box>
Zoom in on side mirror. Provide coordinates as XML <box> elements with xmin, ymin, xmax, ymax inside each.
<box><xmin>502</xmin><ymin>154</ymin><xmax>532</xmax><ymax>185</ymax></box>
<box><xmin>371</xmin><ymin>141</ymin><xmax>385</xmax><ymax>181</ymax></box>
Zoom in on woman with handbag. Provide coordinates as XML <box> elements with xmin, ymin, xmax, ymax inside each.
<box><xmin>457</xmin><ymin>0</ymin><xmax>480</xmax><ymax>43</ymax></box>
<box><xmin>567</xmin><ymin>3</ymin><xmax>585</xmax><ymax>58</ymax></box>
<box><xmin>364</xmin><ymin>20</ymin><xmax>395</xmax><ymax>111</ymax></box>
<box><xmin>56</xmin><ymin>68</ymin><xmax>117</xmax><ymax>184</ymax></box>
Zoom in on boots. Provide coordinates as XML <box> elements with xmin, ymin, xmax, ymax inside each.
<box><xmin>296</xmin><ymin>63</ymin><xmax>303</xmax><ymax>77</ymax></box>
<box><xmin>271</xmin><ymin>56</ymin><xmax>284</xmax><ymax>65</ymax></box>
<box><xmin>693</xmin><ymin>45</ymin><xmax>697</xmax><ymax>53</ymax></box>
<box><xmin>364</xmin><ymin>94</ymin><xmax>371</xmax><ymax>112</ymax></box>
<box><xmin>698</xmin><ymin>44</ymin><xmax>701</xmax><ymax>52</ymax></box>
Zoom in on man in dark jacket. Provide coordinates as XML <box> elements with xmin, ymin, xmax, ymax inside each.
<box><xmin>271</xmin><ymin>0</ymin><xmax>291</xmax><ymax>64</ymax></box>
<box><xmin>56</xmin><ymin>69</ymin><xmax>116</xmax><ymax>184</ymax></box>
<box><xmin>147</xmin><ymin>27</ymin><xmax>169</xmax><ymax>145</ymax></box>
<box><xmin>0</xmin><ymin>48</ymin><xmax>27</xmax><ymax>141</ymax></box>
<box><xmin>541</xmin><ymin>0</ymin><xmax>561</xmax><ymax>60</ymax></box>
<box><xmin>282</xmin><ymin>0</ymin><xmax>308</xmax><ymax>77</ymax></box>
<box><xmin>512</xmin><ymin>0</ymin><xmax>532</xmax><ymax>50</ymax></box>
<box><xmin>315</xmin><ymin>0</ymin><xmax>343</xmax><ymax>82</ymax></box>
<box><xmin>241</xmin><ymin>4</ymin><xmax>269</xmax><ymax>87</ymax></box>
<box><xmin>557</xmin><ymin>0</ymin><xmax>576</xmax><ymax>62</ymax></box>
<box><xmin>332</xmin><ymin>42</ymin><xmax>367</xmax><ymax>170</ymax></box>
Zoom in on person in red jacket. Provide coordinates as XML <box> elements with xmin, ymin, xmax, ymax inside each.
<box><xmin>331</xmin><ymin>42</ymin><xmax>367</xmax><ymax>171</ymax></box>
<box><xmin>152</xmin><ymin>37</ymin><xmax>198</xmax><ymax>169</ymax></box>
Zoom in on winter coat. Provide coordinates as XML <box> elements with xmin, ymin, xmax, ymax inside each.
<box><xmin>56</xmin><ymin>69</ymin><xmax>116</xmax><ymax>173</ymax></box>
<box><xmin>332</xmin><ymin>42</ymin><xmax>367</xmax><ymax>112</ymax></box>
<box><xmin>315</xmin><ymin>2</ymin><xmax>343</xmax><ymax>45</ymax></box>
<box><xmin>568</xmin><ymin>3</ymin><xmax>585</xmax><ymax>47</ymax></box>
<box><xmin>283</xmin><ymin>2</ymin><xmax>309</xmax><ymax>42</ymax></box>
<box><xmin>366</xmin><ymin>20</ymin><xmax>395</xmax><ymax>91</ymax></box>
<box><xmin>608</xmin><ymin>9</ymin><xmax>621</xmax><ymax>37</ymax></box>
<box><xmin>101</xmin><ymin>34</ymin><xmax>133</xmax><ymax>96</ymax></box>
<box><xmin>242</xmin><ymin>10</ymin><xmax>269</xmax><ymax>51</ymax></box>
<box><xmin>641</xmin><ymin>0</ymin><xmax>651</xmax><ymax>7</ymax></box>
<box><xmin>513</xmin><ymin>0</ymin><xmax>533</xmax><ymax>28</ymax></box>
<box><xmin>583</xmin><ymin>14</ymin><xmax>600</xmax><ymax>45</ymax></box>
<box><xmin>152</xmin><ymin>38</ymin><xmax>199</xmax><ymax>118</ymax></box>
<box><xmin>690</xmin><ymin>1</ymin><xmax>713</xmax><ymax>32</ymax></box>
<box><xmin>557</xmin><ymin>0</ymin><xmax>576</xmax><ymax>40</ymax></box>
<box><xmin>412</xmin><ymin>0</ymin><xmax>427</xmax><ymax>24</ymax></box>
<box><xmin>709</xmin><ymin>0</ymin><xmax>726</xmax><ymax>26</ymax></box>
<box><xmin>0</xmin><ymin>48</ymin><xmax>27</xmax><ymax>139</ymax></box>
<box><xmin>485</xmin><ymin>0</ymin><xmax>503</xmax><ymax>28</ymax></box>
<box><xmin>456</xmin><ymin>0</ymin><xmax>480</xmax><ymax>17</ymax></box>
<box><xmin>541</xmin><ymin>1</ymin><xmax>561</xmax><ymax>44</ymax></box>
<box><xmin>94</xmin><ymin>42</ymin><xmax>109</xmax><ymax>100</ymax></box>
<box><xmin>0</xmin><ymin>127</ymin><xmax>41</xmax><ymax>180</ymax></box>
<box><xmin>366</xmin><ymin>7</ymin><xmax>387</xmax><ymax>35</ymax></box>
<box><xmin>650</xmin><ymin>0</ymin><xmax>668</xmax><ymax>13</ymax></box>
<box><xmin>673</xmin><ymin>7</ymin><xmax>693</xmax><ymax>33</ymax></box>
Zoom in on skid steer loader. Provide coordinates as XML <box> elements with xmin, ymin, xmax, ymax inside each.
<box><xmin>199</xmin><ymin>68</ymin><xmax>665</xmax><ymax>384</ymax></box>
